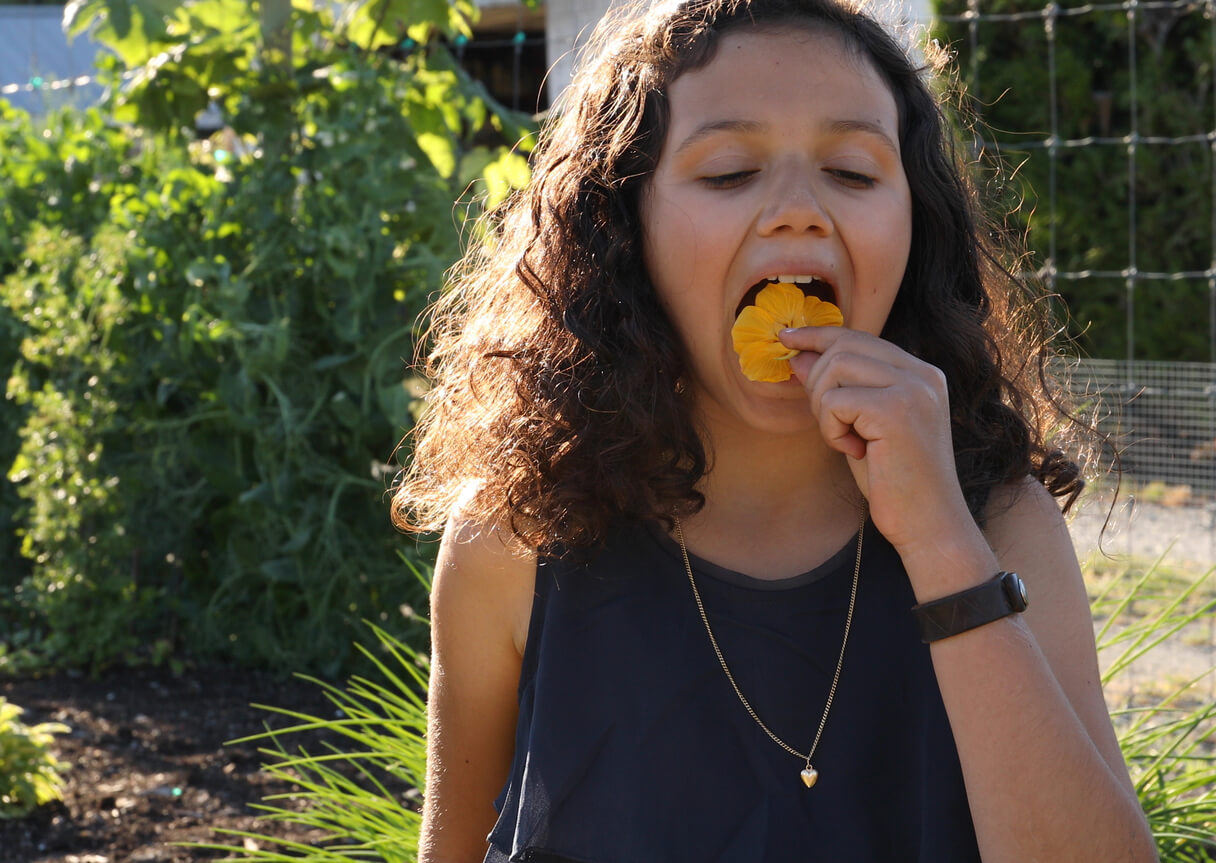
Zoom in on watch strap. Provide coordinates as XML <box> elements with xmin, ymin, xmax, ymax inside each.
<box><xmin>911</xmin><ymin>571</ymin><xmax>1028</xmax><ymax>643</ymax></box>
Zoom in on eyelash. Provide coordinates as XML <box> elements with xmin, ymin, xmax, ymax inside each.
<box><xmin>829</xmin><ymin>169</ymin><xmax>877</xmax><ymax>189</ymax></box>
<box><xmin>700</xmin><ymin>171</ymin><xmax>756</xmax><ymax>189</ymax></box>
<box><xmin>700</xmin><ymin>168</ymin><xmax>878</xmax><ymax>190</ymax></box>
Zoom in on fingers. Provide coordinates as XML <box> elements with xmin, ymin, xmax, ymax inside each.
<box><xmin>780</xmin><ymin>326</ymin><xmax>950</xmax><ymax>460</ymax></box>
<box><xmin>815</xmin><ymin>386</ymin><xmax>871</xmax><ymax>459</ymax></box>
<box><xmin>779</xmin><ymin>325</ymin><xmax>921</xmax><ymax>372</ymax></box>
<box><xmin>779</xmin><ymin>327</ymin><xmax>965</xmax><ymax>551</ymax></box>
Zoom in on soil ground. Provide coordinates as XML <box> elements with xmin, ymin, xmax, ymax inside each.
<box><xmin>0</xmin><ymin>666</ymin><xmax>341</xmax><ymax>863</ymax></box>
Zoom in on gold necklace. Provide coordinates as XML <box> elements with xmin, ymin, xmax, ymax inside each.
<box><xmin>674</xmin><ymin>504</ymin><xmax>866</xmax><ymax>789</ymax></box>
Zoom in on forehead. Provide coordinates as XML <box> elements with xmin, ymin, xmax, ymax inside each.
<box><xmin>662</xmin><ymin>24</ymin><xmax>898</xmax><ymax>133</ymax></box>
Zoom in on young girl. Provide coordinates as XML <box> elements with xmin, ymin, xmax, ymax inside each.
<box><xmin>395</xmin><ymin>0</ymin><xmax>1157</xmax><ymax>859</ymax></box>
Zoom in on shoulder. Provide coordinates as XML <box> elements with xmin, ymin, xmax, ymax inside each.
<box><xmin>982</xmin><ymin>476</ymin><xmax>1073</xmax><ymax>560</ymax></box>
<box><xmin>981</xmin><ymin>476</ymin><xmax>1098</xmax><ymax>680</ymax></box>
<box><xmin>981</xmin><ymin>476</ymin><xmax>1083</xmax><ymax>607</ymax></box>
<box><xmin>432</xmin><ymin>515</ymin><xmax>538</xmax><ymax>658</ymax></box>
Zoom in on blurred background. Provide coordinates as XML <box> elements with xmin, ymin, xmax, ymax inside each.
<box><xmin>0</xmin><ymin>0</ymin><xmax>1211</xmax><ymax>674</ymax></box>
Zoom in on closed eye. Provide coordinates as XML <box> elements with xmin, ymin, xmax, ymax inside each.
<box><xmin>828</xmin><ymin>169</ymin><xmax>876</xmax><ymax>189</ymax></box>
<box><xmin>700</xmin><ymin>170</ymin><xmax>757</xmax><ymax>189</ymax></box>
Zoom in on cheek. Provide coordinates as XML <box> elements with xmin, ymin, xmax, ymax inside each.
<box><xmin>643</xmin><ymin>206</ymin><xmax>702</xmax><ymax>309</ymax></box>
<box><xmin>644</xmin><ymin>190</ymin><xmax>705</xmax><ymax>261</ymax></box>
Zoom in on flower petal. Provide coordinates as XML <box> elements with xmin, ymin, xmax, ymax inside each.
<box><xmin>732</xmin><ymin>283</ymin><xmax>842</xmax><ymax>382</ymax></box>
<box><xmin>738</xmin><ymin>343</ymin><xmax>794</xmax><ymax>382</ymax></box>
<box><xmin>754</xmin><ymin>282</ymin><xmax>806</xmax><ymax>323</ymax></box>
<box><xmin>731</xmin><ymin>305</ymin><xmax>781</xmax><ymax>352</ymax></box>
<box><xmin>803</xmin><ymin>295</ymin><xmax>844</xmax><ymax>327</ymax></box>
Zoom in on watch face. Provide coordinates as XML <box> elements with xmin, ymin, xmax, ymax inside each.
<box><xmin>1003</xmin><ymin>572</ymin><xmax>1029</xmax><ymax>610</ymax></box>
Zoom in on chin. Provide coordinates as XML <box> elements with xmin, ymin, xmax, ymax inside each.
<box><xmin>738</xmin><ymin>390</ymin><xmax>819</xmax><ymax>434</ymax></box>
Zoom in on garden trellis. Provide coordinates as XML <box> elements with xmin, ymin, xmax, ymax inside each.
<box><xmin>936</xmin><ymin>0</ymin><xmax>1216</xmax><ymax>518</ymax></box>
<box><xmin>942</xmin><ymin>0</ymin><xmax>1216</xmax><ymax>362</ymax></box>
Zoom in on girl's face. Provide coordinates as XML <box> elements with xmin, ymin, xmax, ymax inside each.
<box><xmin>641</xmin><ymin>25</ymin><xmax>913</xmax><ymax>435</ymax></box>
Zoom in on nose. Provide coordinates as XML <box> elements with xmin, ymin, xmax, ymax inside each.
<box><xmin>756</xmin><ymin>168</ymin><xmax>834</xmax><ymax>237</ymax></box>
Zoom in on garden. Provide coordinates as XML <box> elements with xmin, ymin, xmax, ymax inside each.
<box><xmin>0</xmin><ymin>0</ymin><xmax>1214</xmax><ymax>860</ymax></box>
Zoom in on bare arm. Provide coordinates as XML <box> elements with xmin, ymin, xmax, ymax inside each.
<box><xmin>419</xmin><ymin>520</ymin><xmax>536</xmax><ymax>863</ymax></box>
<box><xmin>784</xmin><ymin>326</ymin><xmax>1156</xmax><ymax>861</ymax></box>
<box><xmin>900</xmin><ymin>480</ymin><xmax>1155</xmax><ymax>863</ymax></box>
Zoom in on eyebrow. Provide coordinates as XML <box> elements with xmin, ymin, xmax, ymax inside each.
<box><xmin>671</xmin><ymin>117</ymin><xmax>900</xmax><ymax>157</ymax></box>
<box><xmin>826</xmin><ymin>119</ymin><xmax>900</xmax><ymax>156</ymax></box>
<box><xmin>672</xmin><ymin>119</ymin><xmax>765</xmax><ymax>156</ymax></box>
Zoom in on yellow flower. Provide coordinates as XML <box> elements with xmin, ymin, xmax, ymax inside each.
<box><xmin>731</xmin><ymin>282</ymin><xmax>843</xmax><ymax>382</ymax></box>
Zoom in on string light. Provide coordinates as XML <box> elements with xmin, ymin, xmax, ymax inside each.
<box><xmin>0</xmin><ymin>73</ymin><xmax>97</xmax><ymax>96</ymax></box>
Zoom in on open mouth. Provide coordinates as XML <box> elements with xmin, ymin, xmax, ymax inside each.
<box><xmin>735</xmin><ymin>276</ymin><xmax>836</xmax><ymax>319</ymax></box>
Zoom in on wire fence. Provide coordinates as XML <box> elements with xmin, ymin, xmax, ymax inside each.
<box><xmin>1073</xmin><ymin>359</ymin><xmax>1216</xmax><ymax>499</ymax></box>
<box><xmin>937</xmin><ymin>0</ymin><xmax>1216</xmax><ymax>595</ymax></box>
<box><xmin>939</xmin><ymin>0</ymin><xmax>1216</xmax><ymax>367</ymax></box>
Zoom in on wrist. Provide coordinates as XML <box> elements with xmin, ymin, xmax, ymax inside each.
<box><xmin>911</xmin><ymin>570</ymin><xmax>1030</xmax><ymax>643</ymax></box>
<box><xmin>895</xmin><ymin>527</ymin><xmax>999</xmax><ymax>605</ymax></box>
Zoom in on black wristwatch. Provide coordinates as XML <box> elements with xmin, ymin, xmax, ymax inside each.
<box><xmin>911</xmin><ymin>571</ymin><xmax>1029</xmax><ymax>643</ymax></box>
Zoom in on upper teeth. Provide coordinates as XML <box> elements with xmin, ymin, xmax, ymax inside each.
<box><xmin>773</xmin><ymin>274</ymin><xmax>818</xmax><ymax>284</ymax></box>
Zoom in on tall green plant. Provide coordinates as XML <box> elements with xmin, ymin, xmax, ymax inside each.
<box><xmin>1</xmin><ymin>0</ymin><xmax>532</xmax><ymax>673</ymax></box>
<box><xmin>0</xmin><ymin>101</ymin><xmax>135</xmax><ymax>584</ymax></box>
<box><xmin>1091</xmin><ymin>558</ymin><xmax>1216</xmax><ymax>859</ymax></box>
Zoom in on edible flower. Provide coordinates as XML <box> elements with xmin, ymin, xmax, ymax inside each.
<box><xmin>731</xmin><ymin>282</ymin><xmax>844</xmax><ymax>382</ymax></box>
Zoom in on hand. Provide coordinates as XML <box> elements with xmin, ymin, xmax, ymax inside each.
<box><xmin>781</xmin><ymin>326</ymin><xmax>979</xmax><ymax>559</ymax></box>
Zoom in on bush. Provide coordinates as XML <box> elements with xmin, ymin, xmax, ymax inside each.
<box><xmin>0</xmin><ymin>0</ymin><xmax>533</xmax><ymax>674</ymax></box>
<box><xmin>0</xmin><ymin>698</ymin><xmax>69</xmax><ymax>819</ymax></box>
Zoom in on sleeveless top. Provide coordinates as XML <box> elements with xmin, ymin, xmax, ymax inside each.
<box><xmin>485</xmin><ymin>518</ymin><xmax>981</xmax><ymax>863</ymax></box>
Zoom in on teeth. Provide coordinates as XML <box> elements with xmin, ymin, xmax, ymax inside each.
<box><xmin>774</xmin><ymin>274</ymin><xmax>817</xmax><ymax>284</ymax></box>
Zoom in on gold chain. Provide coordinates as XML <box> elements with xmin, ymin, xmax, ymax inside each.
<box><xmin>674</xmin><ymin>503</ymin><xmax>866</xmax><ymax>788</ymax></box>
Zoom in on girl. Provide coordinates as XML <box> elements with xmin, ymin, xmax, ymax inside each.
<box><xmin>395</xmin><ymin>0</ymin><xmax>1157</xmax><ymax>860</ymax></box>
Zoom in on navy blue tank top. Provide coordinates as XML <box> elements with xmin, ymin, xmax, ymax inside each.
<box><xmin>486</xmin><ymin>518</ymin><xmax>981</xmax><ymax>863</ymax></box>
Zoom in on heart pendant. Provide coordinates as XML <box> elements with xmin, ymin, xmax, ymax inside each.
<box><xmin>800</xmin><ymin>767</ymin><xmax>819</xmax><ymax>788</ymax></box>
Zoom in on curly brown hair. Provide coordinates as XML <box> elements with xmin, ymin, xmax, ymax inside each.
<box><xmin>392</xmin><ymin>0</ymin><xmax>1084</xmax><ymax>551</ymax></box>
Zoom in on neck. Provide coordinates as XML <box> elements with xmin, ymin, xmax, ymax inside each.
<box><xmin>678</xmin><ymin>410</ymin><xmax>864</xmax><ymax>579</ymax></box>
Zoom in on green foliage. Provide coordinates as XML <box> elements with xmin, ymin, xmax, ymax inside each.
<box><xmin>932</xmin><ymin>0</ymin><xmax>1213</xmax><ymax>360</ymax></box>
<box><xmin>196</xmin><ymin>615</ymin><xmax>428</xmax><ymax>861</ymax></box>
<box><xmin>0</xmin><ymin>698</ymin><xmax>69</xmax><ymax>819</ymax></box>
<box><xmin>200</xmin><ymin>558</ymin><xmax>1216</xmax><ymax>862</ymax></box>
<box><xmin>0</xmin><ymin>0</ymin><xmax>533</xmax><ymax>673</ymax></box>
<box><xmin>1090</xmin><ymin>556</ymin><xmax>1216</xmax><ymax>861</ymax></box>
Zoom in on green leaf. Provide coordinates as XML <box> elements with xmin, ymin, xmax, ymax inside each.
<box><xmin>63</xmin><ymin>0</ymin><xmax>108</xmax><ymax>39</ymax></box>
<box><xmin>341</xmin><ymin>0</ymin><xmax>454</xmax><ymax>49</ymax></box>
<box><xmin>416</xmin><ymin>131</ymin><xmax>455</xmax><ymax>178</ymax></box>
<box><xmin>259</xmin><ymin>558</ymin><xmax>302</xmax><ymax>584</ymax></box>
<box><xmin>66</xmin><ymin>0</ymin><xmax>181</xmax><ymax>66</ymax></box>
<box><xmin>311</xmin><ymin>354</ymin><xmax>358</xmax><ymax>372</ymax></box>
<box><xmin>482</xmin><ymin>149</ymin><xmax>530</xmax><ymax>208</ymax></box>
